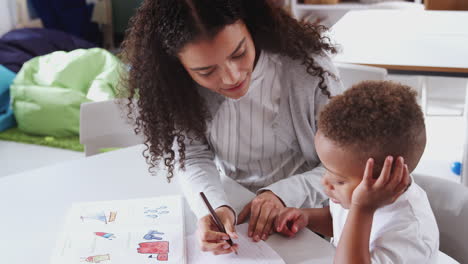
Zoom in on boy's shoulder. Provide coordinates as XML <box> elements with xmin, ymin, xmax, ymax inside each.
<box><xmin>372</xmin><ymin>180</ymin><xmax>438</xmax><ymax>233</ymax></box>
<box><xmin>370</xmin><ymin>180</ymin><xmax>439</xmax><ymax>261</ymax></box>
<box><xmin>330</xmin><ymin>180</ymin><xmax>439</xmax><ymax>262</ymax></box>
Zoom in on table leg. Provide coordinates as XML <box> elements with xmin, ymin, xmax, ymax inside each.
<box><xmin>462</xmin><ymin>80</ymin><xmax>468</xmax><ymax>187</ymax></box>
<box><xmin>420</xmin><ymin>76</ymin><xmax>428</xmax><ymax>115</ymax></box>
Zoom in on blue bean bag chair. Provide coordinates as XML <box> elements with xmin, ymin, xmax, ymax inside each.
<box><xmin>0</xmin><ymin>65</ymin><xmax>16</xmax><ymax>132</ymax></box>
<box><xmin>0</xmin><ymin>28</ymin><xmax>96</xmax><ymax>73</ymax></box>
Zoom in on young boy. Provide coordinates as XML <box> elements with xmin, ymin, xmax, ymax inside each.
<box><xmin>275</xmin><ymin>81</ymin><xmax>439</xmax><ymax>263</ymax></box>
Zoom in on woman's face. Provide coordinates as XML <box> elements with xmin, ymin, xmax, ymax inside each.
<box><xmin>177</xmin><ymin>21</ymin><xmax>256</xmax><ymax>99</ymax></box>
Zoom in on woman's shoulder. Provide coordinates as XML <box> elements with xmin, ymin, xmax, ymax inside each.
<box><xmin>280</xmin><ymin>51</ymin><xmax>337</xmax><ymax>72</ymax></box>
<box><xmin>275</xmin><ymin>52</ymin><xmax>343</xmax><ymax>98</ymax></box>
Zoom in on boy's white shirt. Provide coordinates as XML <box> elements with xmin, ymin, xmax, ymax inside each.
<box><xmin>329</xmin><ymin>179</ymin><xmax>440</xmax><ymax>264</ymax></box>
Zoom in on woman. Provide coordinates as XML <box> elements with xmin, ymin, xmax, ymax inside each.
<box><xmin>121</xmin><ymin>0</ymin><xmax>342</xmax><ymax>255</ymax></box>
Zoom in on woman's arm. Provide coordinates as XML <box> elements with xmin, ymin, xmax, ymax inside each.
<box><xmin>177</xmin><ymin>136</ymin><xmax>231</xmax><ymax>218</ymax></box>
<box><xmin>257</xmin><ymin>165</ymin><xmax>328</xmax><ymax>209</ymax></box>
<box><xmin>176</xmin><ymin>133</ymin><xmax>239</xmax><ymax>255</ymax></box>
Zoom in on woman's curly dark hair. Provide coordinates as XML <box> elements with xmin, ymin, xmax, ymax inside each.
<box><xmin>120</xmin><ymin>0</ymin><xmax>337</xmax><ymax>181</ymax></box>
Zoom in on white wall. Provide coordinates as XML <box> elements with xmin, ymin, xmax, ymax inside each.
<box><xmin>0</xmin><ymin>0</ymin><xmax>16</xmax><ymax>36</ymax></box>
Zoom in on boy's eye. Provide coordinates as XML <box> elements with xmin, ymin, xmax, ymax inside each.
<box><xmin>337</xmin><ymin>181</ymin><xmax>345</xmax><ymax>185</ymax></box>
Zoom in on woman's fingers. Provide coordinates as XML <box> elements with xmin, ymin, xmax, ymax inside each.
<box><xmin>252</xmin><ymin>207</ymin><xmax>271</xmax><ymax>241</ymax></box>
<box><xmin>248</xmin><ymin>200</ymin><xmax>261</xmax><ymax>238</ymax></box>
<box><xmin>237</xmin><ymin>202</ymin><xmax>251</xmax><ymax>224</ymax></box>
<box><xmin>262</xmin><ymin>207</ymin><xmax>279</xmax><ymax>240</ymax></box>
<box><xmin>200</xmin><ymin>240</ymin><xmax>237</xmax><ymax>255</ymax></box>
<box><xmin>196</xmin><ymin>209</ymin><xmax>239</xmax><ymax>255</ymax></box>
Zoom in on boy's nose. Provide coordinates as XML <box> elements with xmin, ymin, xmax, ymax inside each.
<box><xmin>321</xmin><ymin>177</ymin><xmax>334</xmax><ymax>191</ymax></box>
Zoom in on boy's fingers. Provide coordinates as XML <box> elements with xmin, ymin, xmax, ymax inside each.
<box><xmin>362</xmin><ymin>158</ymin><xmax>375</xmax><ymax>187</ymax></box>
<box><xmin>275</xmin><ymin>209</ymin><xmax>294</xmax><ymax>232</ymax></box>
<box><xmin>392</xmin><ymin>182</ymin><xmax>409</xmax><ymax>203</ymax></box>
<box><xmin>278</xmin><ymin>223</ymin><xmax>296</xmax><ymax>237</ymax></box>
<box><xmin>389</xmin><ymin>157</ymin><xmax>404</xmax><ymax>186</ymax></box>
<box><xmin>376</xmin><ymin>156</ymin><xmax>393</xmax><ymax>187</ymax></box>
<box><xmin>395</xmin><ymin>164</ymin><xmax>411</xmax><ymax>193</ymax></box>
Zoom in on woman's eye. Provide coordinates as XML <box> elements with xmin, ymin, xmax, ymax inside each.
<box><xmin>198</xmin><ymin>71</ymin><xmax>214</xmax><ymax>77</ymax></box>
<box><xmin>232</xmin><ymin>50</ymin><xmax>246</xmax><ymax>59</ymax></box>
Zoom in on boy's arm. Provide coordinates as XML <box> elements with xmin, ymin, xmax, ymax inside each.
<box><xmin>333</xmin><ymin>157</ymin><xmax>410</xmax><ymax>264</ymax></box>
<box><xmin>334</xmin><ymin>206</ymin><xmax>374</xmax><ymax>264</ymax></box>
<box><xmin>275</xmin><ymin>206</ymin><xmax>333</xmax><ymax>238</ymax></box>
<box><xmin>302</xmin><ymin>207</ymin><xmax>333</xmax><ymax>237</ymax></box>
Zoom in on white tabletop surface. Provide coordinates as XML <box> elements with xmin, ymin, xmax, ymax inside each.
<box><xmin>330</xmin><ymin>10</ymin><xmax>468</xmax><ymax>74</ymax></box>
<box><xmin>0</xmin><ymin>145</ymin><xmax>335</xmax><ymax>264</ymax></box>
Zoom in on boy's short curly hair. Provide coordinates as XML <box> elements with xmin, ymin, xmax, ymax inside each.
<box><xmin>318</xmin><ymin>80</ymin><xmax>426</xmax><ymax>172</ymax></box>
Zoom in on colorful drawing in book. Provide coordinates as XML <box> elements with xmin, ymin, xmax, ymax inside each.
<box><xmin>137</xmin><ymin>241</ymin><xmax>169</xmax><ymax>261</ymax></box>
<box><xmin>81</xmin><ymin>254</ymin><xmax>110</xmax><ymax>263</ymax></box>
<box><xmin>80</xmin><ymin>211</ymin><xmax>117</xmax><ymax>224</ymax></box>
<box><xmin>143</xmin><ymin>230</ymin><xmax>164</xmax><ymax>240</ymax></box>
<box><xmin>95</xmin><ymin>232</ymin><xmax>116</xmax><ymax>240</ymax></box>
<box><xmin>144</xmin><ymin>206</ymin><xmax>169</xmax><ymax>220</ymax></box>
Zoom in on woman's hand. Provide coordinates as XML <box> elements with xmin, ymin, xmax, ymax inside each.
<box><xmin>351</xmin><ymin>156</ymin><xmax>410</xmax><ymax>212</ymax></box>
<box><xmin>197</xmin><ymin>206</ymin><xmax>239</xmax><ymax>255</ymax></box>
<box><xmin>275</xmin><ymin>207</ymin><xmax>309</xmax><ymax>237</ymax></box>
<box><xmin>237</xmin><ymin>191</ymin><xmax>285</xmax><ymax>242</ymax></box>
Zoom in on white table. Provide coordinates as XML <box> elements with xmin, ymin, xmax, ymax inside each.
<box><xmin>330</xmin><ymin>10</ymin><xmax>468</xmax><ymax>76</ymax></box>
<box><xmin>0</xmin><ymin>145</ymin><xmax>335</xmax><ymax>264</ymax></box>
<box><xmin>330</xmin><ymin>10</ymin><xmax>468</xmax><ymax>187</ymax></box>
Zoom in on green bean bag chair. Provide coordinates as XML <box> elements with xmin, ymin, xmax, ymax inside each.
<box><xmin>10</xmin><ymin>48</ymin><xmax>121</xmax><ymax>137</ymax></box>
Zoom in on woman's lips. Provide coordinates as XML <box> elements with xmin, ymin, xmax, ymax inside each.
<box><xmin>223</xmin><ymin>80</ymin><xmax>245</xmax><ymax>92</ymax></box>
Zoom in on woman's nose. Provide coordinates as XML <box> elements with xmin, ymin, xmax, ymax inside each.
<box><xmin>221</xmin><ymin>63</ymin><xmax>240</xmax><ymax>85</ymax></box>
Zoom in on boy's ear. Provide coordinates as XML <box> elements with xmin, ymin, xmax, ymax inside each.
<box><xmin>371</xmin><ymin>161</ymin><xmax>384</xmax><ymax>179</ymax></box>
<box><xmin>371</xmin><ymin>156</ymin><xmax>397</xmax><ymax>179</ymax></box>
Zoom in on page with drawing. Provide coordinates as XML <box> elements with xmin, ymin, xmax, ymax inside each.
<box><xmin>50</xmin><ymin>195</ymin><xmax>185</xmax><ymax>264</ymax></box>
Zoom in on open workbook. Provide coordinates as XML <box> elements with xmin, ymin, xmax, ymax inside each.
<box><xmin>50</xmin><ymin>196</ymin><xmax>186</xmax><ymax>264</ymax></box>
<box><xmin>51</xmin><ymin>195</ymin><xmax>285</xmax><ymax>264</ymax></box>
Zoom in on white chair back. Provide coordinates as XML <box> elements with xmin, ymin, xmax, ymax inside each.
<box><xmin>80</xmin><ymin>99</ymin><xmax>144</xmax><ymax>156</ymax></box>
<box><xmin>413</xmin><ymin>174</ymin><xmax>468</xmax><ymax>264</ymax></box>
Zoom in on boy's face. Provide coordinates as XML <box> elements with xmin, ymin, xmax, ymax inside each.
<box><xmin>315</xmin><ymin>131</ymin><xmax>366</xmax><ymax>209</ymax></box>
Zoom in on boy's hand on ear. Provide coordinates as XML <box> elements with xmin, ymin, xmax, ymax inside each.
<box><xmin>352</xmin><ymin>156</ymin><xmax>410</xmax><ymax>212</ymax></box>
<box><xmin>274</xmin><ymin>208</ymin><xmax>309</xmax><ymax>237</ymax></box>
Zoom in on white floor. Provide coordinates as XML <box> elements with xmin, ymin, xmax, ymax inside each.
<box><xmin>0</xmin><ymin>76</ymin><xmax>466</xmax><ymax>184</ymax></box>
<box><xmin>414</xmin><ymin>116</ymin><xmax>463</xmax><ymax>183</ymax></box>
